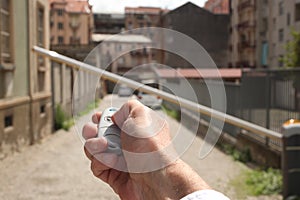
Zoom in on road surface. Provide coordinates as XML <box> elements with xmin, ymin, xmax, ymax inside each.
<box><xmin>0</xmin><ymin>95</ymin><xmax>281</xmax><ymax>200</ymax></box>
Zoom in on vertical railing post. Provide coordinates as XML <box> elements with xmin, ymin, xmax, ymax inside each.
<box><xmin>50</xmin><ymin>61</ymin><xmax>56</xmax><ymax>131</ymax></box>
<box><xmin>61</xmin><ymin>63</ymin><xmax>66</xmax><ymax>106</ymax></box>
<box><xmin>282</xmin><ymin>119</ymin><xmax>300</xmax><ymax>199</ymax></box>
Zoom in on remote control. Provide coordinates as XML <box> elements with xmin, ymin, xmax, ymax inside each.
<box><xmin>98</xmin><ymin>107</ymin><xmax>122</xmax><ymax>155</ymax></box>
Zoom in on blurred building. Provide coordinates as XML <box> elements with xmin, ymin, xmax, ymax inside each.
<box><xmin>162</xmin><ymin>2</ymin><xmax>230</xmax><ymax>68</ymax></box>
<box><xmin>204</xmin><ymin>0</ymin><xmax>229</xmax><ymax>14</ymax></box>
<box><xmin>92</xmin><ymin>34</ymin><xmax>153</xmax><ymax>93</ymax></box>
<box><xmin>0</xmin><ymin>0</ymin><xmax>51</xmax><ymax>157</ymax></box>
<box><xmin>267</xmin><ymin>0</ymin><xmax>300</xmax><ymax>68</ymax></box>
<box><xmin>228</xmin><ymin>0</ymin><xmax>257</xmax><ymax>68</ymax></box>
<box><xmin>124</xmin><ymin>6</ymin><xmax>168</xmax><ymax>63</ymax></box>
<box><xmin>125</xmin><ymin>6</ymin><xmax>166</xmax><ymax>31</ymax></box>
<box><xmin>94</xmin><ymin>13</ymin><xmax>125</xmax><ymax>34</ymax></box>
<box><xmin>49</xmin><ymin>0</ymin><xmax>93</xmax><ymax>46</ymax></box>
<box><xmin>229</xmin><ymin>0</ymin><xmax>300</xmax><ymax>68</ymax></box>
<box><xmin>92</xmin><ymin>34</ymin><xmax>152</xmax><ymax>74</ymax></box>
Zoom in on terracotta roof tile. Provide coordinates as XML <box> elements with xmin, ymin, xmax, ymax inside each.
<box><xmin>156</xmin><ymin>68</ymin><xmax>242</xmax><ymax>79</ymax></box>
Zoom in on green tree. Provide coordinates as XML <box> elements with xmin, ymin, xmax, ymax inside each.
<box><xmin>281</xmin><ymin>29</ymin><xmax>300</xmax><ymax>110</ymax></box>
<box><xmin>282</xmin><ymin>30</ymin><xmax>300</xmax><ymax>68</ymax></box>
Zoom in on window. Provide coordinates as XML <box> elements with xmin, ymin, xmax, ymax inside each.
<box><xmin>136</xmin><ymin>14</ymin><xmax>144</xmax><ymax>20</ymax></box>
<box><xmin>296</xmin><ymin>3</ymin><xmax>300</xmax><ymax>21</ymax></box>
<box><xmin>279</xmin><ymin>29</ymin><xmax>284</xmax><ymax>42</ymax></box>
<box><xmin>57</xmin><ymin>9</ymin><xmax>63</xmax><ymax>16</ymax></box>
<box><xmin>4</xmin><ymin>114</ymin><xmax>13</xmax><ymax>128</ymax></box>
<box><xmin>278</xmin><ymin>55</ymin><xmax>284</xmax><ymax>67</ymax></box>
<box><xmin>262</xmin><ymin>18</ymin><xmax>268</xmax><ymax>31</ymax></box>
<box><xmin>37</xmin><ymin>7</ymin><xmax>44</xmax><ymax>47</ymax></box>
<box><xmin>0</xmin><ymin>0</ymin><xmax>13</xmax><ymax>98</ymax></box>
<box><xmin>37</xmin><ymin>6</ymin><xmax>45</xmax><ymax>92</ymax></box>
<box><xmin>58</xmin><ymin>22</ymin><xmax>63</xmax><ymax>30</ymax></box>
<box><xmin>240</xmin><ymin>34</ymin><xmax>246</xmax><ymax>42</ymax></box>
<box><xmin>0</xmin><ymin>0</ymin><xmax>12</xmax><ymax>65</ymax></box>
<box><xmin>273</xmin><ymin>18</ymin><xmax>276</xmax><ymax>29</ymax></box>
<box><xmin>279</xmin><ymin>2</ymin><xmax>284</xmax><ymax>15</ymax></box>
<box><xmin>58</xmin><ymin>36</ymin><xmax>64</xmax><ymax>44</ymax></box>
<box><xmin>40</xmin><ymin>104</ymin><xmax>46</xmax><ymax>114</ymax></box>
<box><xmin>287</xmin><ymin>13</ymin><xmax>291</xmax><ymax>25</ymax></box>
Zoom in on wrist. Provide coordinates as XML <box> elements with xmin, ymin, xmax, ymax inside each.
<box><xmin>145</xmin><ymin>159</ymin><xmax>210</xmax><ymax>199</ymax></box>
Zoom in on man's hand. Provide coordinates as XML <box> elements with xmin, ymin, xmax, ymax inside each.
<box><xmin>83</xmin><ymin>100</ymin><xmax>210</xmax><ymax>200</ymax></box>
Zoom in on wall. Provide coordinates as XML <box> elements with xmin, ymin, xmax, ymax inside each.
<box><xmin>0</xmin><ymin>101</ymin><xmax>31</xmax><ymax>159</ymax></box>
<box><xmin>0</xmin><ymin>0</ymin><xmax>52</xmax><ymax>158</ymax></box>
<box><xmin>163</xmin><ymin>3</ymin><xmax>230</xmax><ymax>68</ymax></box>
<box><xmin>50</xmin><ymin>1</ymin><xmax>93</xmax><ymax>45</ymax></box>
<box><xmin>0</xmin><ymin>0</ymin><xmax>31</xmax><ymax>157</ymax></box>
<box><xmin>28</xmin><ymin>0</ymin><xmax>52</xmax><ymax>142</ymax></box>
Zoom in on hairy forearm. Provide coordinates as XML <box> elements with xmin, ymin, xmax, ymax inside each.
<box><xmin>141</xmin><ymin>159</ymin><xmax>210</xmax><ymax>200</ymax></box>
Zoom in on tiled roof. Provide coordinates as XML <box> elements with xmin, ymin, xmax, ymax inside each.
<box><xmin>155</xmin><ymin>68</ymin><xmax>242</xmax><ymax>79</ymax></box>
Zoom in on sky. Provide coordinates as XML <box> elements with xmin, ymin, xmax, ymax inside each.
<box><xmin>89</xmin><ymin>0</ymin><xmax>207</xmax><ymax>13</ymax></box>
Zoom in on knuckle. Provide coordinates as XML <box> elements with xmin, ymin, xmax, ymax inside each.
<box><xmin>131</xmin><ymin>106</ymin><xmax>146</xmax><ymax>117</ymax></box>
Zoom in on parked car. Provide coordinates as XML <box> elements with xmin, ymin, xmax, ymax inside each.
<box><xmin>118</xmin><ymin>84</ymin><xmax>133</xmax><ymax>97</ymax></box>
<box><xmin>137</xmin><ymin>91</ymin><xmax>162</xmax><ymax>109</ymax></box>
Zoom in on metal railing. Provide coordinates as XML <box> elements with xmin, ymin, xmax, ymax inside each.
<box><xmin>33</xmin><ymin>45</ymin><xmax>282</xmax><ymax>140</ymax></box>
<box><xmin>33</xmin><ymin>46</ymin><xmax>300</xmax><ymax>198</ymax></box>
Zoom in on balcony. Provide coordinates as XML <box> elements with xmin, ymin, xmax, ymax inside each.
<box><xmin>237</xmin><ymin>20</ymin><xmax>256</xmax><ymax>30</ymax></box>
<box><xmin>238</xmin><ymin>41</ymin><xmax>256</xmax><ymax>51</ymax></box>
<box><xmin>238</xmin><ymin>0</ymin><xmax>255</xmax><ymax>12</ymax></box>
<box><xmin>69</xmin><ymin>21</ymin><xmax>81</xmax><ymax>30</ymax></box>
<box><xmin>69</xmin><ymin>37</ymin><xmax>80</xmax><ymax>45</ymax></box>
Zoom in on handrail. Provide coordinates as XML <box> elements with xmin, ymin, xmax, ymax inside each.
<box><xmin>33</xmin><ymin>46</ymin><xmax>283</xmax><ymax>140</ymax></box>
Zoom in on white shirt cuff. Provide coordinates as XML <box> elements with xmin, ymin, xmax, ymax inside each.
<box><xmin>180</xmin><ymin>190</ymin><xmax>230</xmax><ymax>200</ymax></box>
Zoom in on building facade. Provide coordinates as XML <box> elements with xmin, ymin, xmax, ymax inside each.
<box><xmin>0</xmin><ymin>0</ymin><xmax>51</xmax><ymax>157</ymax></box>
<box><xmin>162</xmin><ymin>2</ymin><xmax>230</xmax><ymax>68</ymax></box>
<box><xmin>228</xmin><ymin>0</ymin><xmax>257</xmax><ymax>68</ymax></box>
<box><xmin>94</xmin><ymin>13</ymin><xmax>125</xmax><ymax>34</ymax></box>
<box><xmin>50</xmin><ymin>0</ymin><xmax>93</xmax><ymax>46</ymax></box>
<box><xmin>92</xmin><ymin>34</ymin><xmax>152</xmax><ymax>74</ymax></box>
<box><xmin>229</xmin><ymin>0</ymin><xmax>300</xmax><ymax>68</ymax></box>
<box><xmin>268</xmin><ymin>0</ymin><xmax>300</xmax><ymax>68</ymax></box>
<box><xmin>124</xmin><ymin>7</ymin><xmax>168</xmax><ymax>63</ymax></box>
<box><xmin>125</xmin><ymin>6</ymin><xmax>165</xmax><ymax>31</ymax></box>
<box><xmin>204</xmin><ymin>0</ymin><xmax>230</xmax><ymax>14</ymax></box>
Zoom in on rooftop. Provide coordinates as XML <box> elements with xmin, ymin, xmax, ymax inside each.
<box><xmin>50</xmin><ymin>0</ymin><xmax>92</xmax><ymax>14</ymax></box>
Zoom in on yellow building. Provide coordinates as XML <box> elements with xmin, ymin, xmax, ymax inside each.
<box><xmin>50</xmin><ymin>0</ymin><xmax>93</xmax><ymax>46</ymax></box>
<box><xmin>0</xmin><ymin>0</ymin><xmax>51</xmax><ymax>158</ymax></box>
